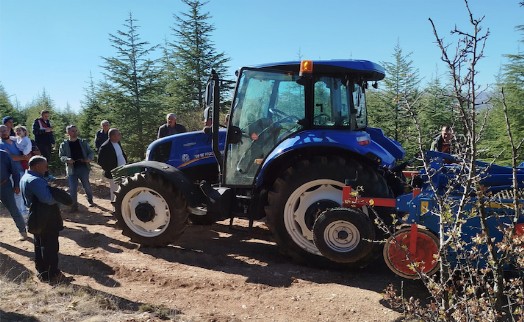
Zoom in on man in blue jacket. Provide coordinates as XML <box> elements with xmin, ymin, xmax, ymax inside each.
<box><xmin>0</xmin><ymin>149</ymin><xmax>27</xmax><ymax>241</ymax></box>
<box><xmin>20</xmin><ymin>156</ymin><xmax>66</xmax><ymax>282</ymax></box>
<box><xmin>59</xmin><ymin>125</ymin><xmax>95</xmax><ymax>211</ymax></box>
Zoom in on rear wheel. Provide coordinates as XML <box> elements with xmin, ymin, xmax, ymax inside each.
<box><xmin>114</xmin><ymin>173</ymin><xmax>188</xmax><ymax>246</ymax></box>
<box><xmin>265</xmin><ymin>156</ymin><xmax>391</xmax><ymax>266</ymax></box>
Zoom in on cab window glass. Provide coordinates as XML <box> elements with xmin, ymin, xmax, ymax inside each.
<box><xmin>313</xmin><ymin>77</ymin><xmax>349</xmax><ymax>127</ymax></box>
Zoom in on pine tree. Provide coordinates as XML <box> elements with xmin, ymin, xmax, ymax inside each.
<box><xmin>100</xmin><ymin>13</ymin><xmax>164</xmax><ymax>160</ymax></box>
<box><xmin>164</xmin><ymin>0</ymin><xmax>230</xmax><ymax>112</ymax></box>
<box><xmin>481</xmin><ymin>23</ymin><xmax>524</xmax><ymax>163</ymax></box>
<box><xmin>78</xmin><ymin>74</ymin><xmax>108</xmax><ymax>148</ymax></box>
<box><xmin>418</xmin><ymin>74</ymin><xmax>455</xmax><ymax>148</ymax></box>
<box><xmin>0</xmin><ymin>83</ymin><xmax>25</xmax><ymax>124</ymax></box>
<box><xmin>369</xmin><ymin>42</ymin><xmax>421</xmax><ymax>157</ymax></box>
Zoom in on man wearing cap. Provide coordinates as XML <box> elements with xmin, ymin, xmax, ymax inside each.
<box><xmin>2</xmin><ymin>116</ymin><xmax>16</xmax><ymax>136</ymax></box>
<box><xmin>157</xmin><ymin>113</ymin><xmax>187</xmax><ymax>139</ymax></box>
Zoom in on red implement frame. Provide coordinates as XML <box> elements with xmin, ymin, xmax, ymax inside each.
<box><xmin>342</xmin><ymin>186</ymin><xmax>421</xmax><ymax>208</ymax></box>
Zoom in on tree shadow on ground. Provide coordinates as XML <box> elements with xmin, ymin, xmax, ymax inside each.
<box><xmin>61</xmin><ymin>225</ymin><xmax>137</xmax><ymax>254</ymax></box>
<box><xmin>0</xmin><ymin>279</ymin><xmax>182</xmax><ymax>321</ymax></box>
<box><xmin>0</xmin><ymin>252</ymin><xmax>32</xmax><ymax>284</ymax></box>
<box><xmin>0</xmin><ymin>310</ymin><xmax>39</xmax><ymax>322</ymax></box>
<box><xmin>60</xmin><ymin>253</ymin><xmax>120</xmax><ymax>287</ymax></box>
<box><xmin>138</xmin><ymin>220</ymin><xmax>429</xmax><ymax>298</ymax></box>
<box><xmin>0</xmin><ymin>241</ymin><xmax>120</xmax><ymax>288</ymax></box>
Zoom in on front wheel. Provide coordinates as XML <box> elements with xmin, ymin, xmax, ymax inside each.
<box><xmin>113</xmin><ymin>173</ymin><xmax>188</xmax><ymax>246</ymax></box>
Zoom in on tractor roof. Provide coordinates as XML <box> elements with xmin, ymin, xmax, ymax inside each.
<box><xmin>254</xmin><ymin>59</ymin><xmax>385</xmax><ymax>81</ymax></box>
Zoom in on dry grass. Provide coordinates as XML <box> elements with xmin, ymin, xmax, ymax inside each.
<box><xmin>0</xmin><ymin>268</ymin><xmax>183</xmax><ymax>322</ymax></box>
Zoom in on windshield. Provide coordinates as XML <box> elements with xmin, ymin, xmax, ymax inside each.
<box><xmin>225</xmin><ymin>69</ymin><xmax>305</xmax><ymax>185</ymax></box>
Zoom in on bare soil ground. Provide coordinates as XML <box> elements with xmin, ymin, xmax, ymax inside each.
<box><xmin>0</xmin><ymin>167</ymin><xmax>425</xmax><ymax>321</ymax></box>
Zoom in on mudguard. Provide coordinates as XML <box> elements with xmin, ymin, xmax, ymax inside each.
<box><xmin>112</xmin><ymin>160</ymin><xmax>200</xmax><ymax>207</ymax></box>
<box><xmin>256</xmin><ymin>129</ymin><xmax>404</xmax><ymax>187</ymax></box>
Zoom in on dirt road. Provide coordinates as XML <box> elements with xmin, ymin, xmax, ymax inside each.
<box><xmin>0</xmin><ymin>176</ymin><xmax>418</xmax><ymax>321</ymax></box>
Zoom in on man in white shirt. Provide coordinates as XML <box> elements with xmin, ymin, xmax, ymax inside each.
<box><xmin>97</xmin><ymin>128</ymin><xmax>127</xmax><ymax>201</ymax></box>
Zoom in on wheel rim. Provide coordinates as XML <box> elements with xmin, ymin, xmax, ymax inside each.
<box><xmin>121</xmin><ymin>186</ymin><xmax>170</xmax><ymax>237</ymax></box>
<box><xmin>323</xmin><ymin>220</ymin><xmax>361</xmax><ymax>253</ymax></box>
<box><xmin>284</xmin><ymin>179</ymin><xmax>343</xmax><ymax>255</ymax></box>
<box><xmin>384</xmin><ymin>228</ymin><xmax>439</xmax><ymax>279</ymax></box>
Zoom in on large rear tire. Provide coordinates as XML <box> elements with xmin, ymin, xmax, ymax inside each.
<box><xmin>113</xmin><ymin>173</ymin><xmax>188</xmax><ymax>246</ymax></box>
<box><xmin>265</xmin><ymin>156</ymin><xmax>391</xmax><ymax>266</ymax></box>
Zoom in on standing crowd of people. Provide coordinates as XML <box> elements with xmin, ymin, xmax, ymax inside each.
<box><xmin>0</xmin><ymin>112</ymin><xmax>188</xmax><ymax>284</ymax></box>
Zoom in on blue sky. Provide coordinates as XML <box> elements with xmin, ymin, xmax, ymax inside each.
<box><xmin>0</xmin><ymin>0</ymin><xmax>522</xmax><ymax>113</ymax></box>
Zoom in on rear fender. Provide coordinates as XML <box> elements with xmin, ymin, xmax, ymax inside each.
<box><xmin>113</xmin><ymin>161</ymin><xmax>200</xmax><ymax>206</ymax></box>
<box><xmin>255</xmin><ymin>130</ymin><xmax>399</xmax><ymax>188</ymax></box>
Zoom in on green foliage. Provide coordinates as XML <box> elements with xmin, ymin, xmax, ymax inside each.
<box><xmin>417</xmin><ymin>75</ymin><xmax>455</xmax><ymax>148</ymax></box>
<box><xmin>163</xmin><ymin>0</ymin><xmax>231</xmax><ymax>112</ymax></box>
<box><xmin>480</xmin><ymin>25</ymin><xmax>524</xmax><ymax>164</ymax></box>
<box><xmin>99</xmin><ymin>13</ymin><xmax>165</xmax><ymax>161</ymax></box>
<box><xmin>368</xmin><ymin>42</ymin><xmax>422</xmax><ymax>158</ymax></box>
<box><xmin>77</xmin><ymin>75</ymin><xmax>109</xmax><ymax>150</ymax></box>
<box><xmin>0</xmin><ymin>83</ymin><xmax>26</xmax><ymax>124</ymax></box>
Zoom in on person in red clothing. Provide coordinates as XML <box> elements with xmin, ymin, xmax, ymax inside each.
<box><xmin>431</xmin><ymin>125</ymin><xmax>454</xmax><ymax>153</ymax></box>
<box><xmin>32</xmin><ymin>110</ymin><xmax>55</xmax><ymax>179</ymax></box>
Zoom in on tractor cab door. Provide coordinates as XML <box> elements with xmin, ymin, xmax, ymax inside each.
<box><xmin>225</xmin><ymin>69</ymin><xmax>305</xmax><ymax>186</ymax></box>
<box><xmin>312</xmin><ymin>77</ymin><xmax>364</xmax><ymax>128</ymax></box>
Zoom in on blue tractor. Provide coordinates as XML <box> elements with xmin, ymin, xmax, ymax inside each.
<box><xmin>112</xmin><ymin>59</ymin><xmax>406</xmax><ymax>266</ymax></box>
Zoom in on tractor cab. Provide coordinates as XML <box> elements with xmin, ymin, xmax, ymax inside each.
<box><xmin>211</xmin><ymin>60</ymin><xmax>385</xmax><ymax>187</ymax></box>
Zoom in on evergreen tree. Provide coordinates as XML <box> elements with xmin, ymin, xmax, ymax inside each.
<box><xmin>100</xmin><ymin>13</ymin><xmax>164</xmax><ymax>161</ymax></box>
<box><xmin>481</xmin><ymin>23</ymin><xmax>524</xmax><ymax>163</ymax></box>
<box><xmin>78</xmin><ymin>74</ymin><xmax>108</xmax><ymax>149</ymax></box>
<box><xmin>164</xmin><ymin>0</ymin><xmax>230</xmax><ymax>112</ymax></box>
<box><xmin>369</xmin><ymin>42</ymin><xmax>421</xmax><ymax>157</ymax></box>
<box><xmin>0</xmin><ymin>84</ymin><xmax>25</xmax><ymax>124</ymax></box>
<box><xmin>418</xmin><ymin>74</ymin><xmax>455</xmax><ymax>148</ymax></box>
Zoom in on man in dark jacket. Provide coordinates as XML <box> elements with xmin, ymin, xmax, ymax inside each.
<box><xmin>98</xmin><ymin>128</ymin><xmax>127</xmax><ymax>201</ymax></box>
<box><xmin>430</xmin><ymin>125</ymin><xmax>454</xmax><ymax>153</ymax></box>
<box><xmin>32</xmin><ymin>110</ymin><xmax>55</xmax><ymax>179</ymax></box>
<box><xmin>157</xmin><ymin>113</ymin><xmax>187</xmax><ymax>139</ymax></box>
<box><xmin>20</xmin><ymin>156</ymin><xmax>70</xmax><ymax>283</ymax></box>
<box><xmin>94</xmin><ymin>120</ymin><xmax>110</xmax><ymax>152</ymax></box>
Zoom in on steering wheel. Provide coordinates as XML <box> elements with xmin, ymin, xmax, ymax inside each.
<box><xmin>269</xmin><ymin>108</ymin><xmax>300</xmax><ymax>123</ymax></box>
<box><xmin>313</xmin><ymin>113</ymin><xmax>330</xmax><ymax>125</ymax></box>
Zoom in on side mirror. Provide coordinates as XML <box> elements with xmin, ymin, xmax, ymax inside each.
<box><xmin>205</xmin><ymin>79</ymin><xmax>214</xmax><ymax>108</ymax></box>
